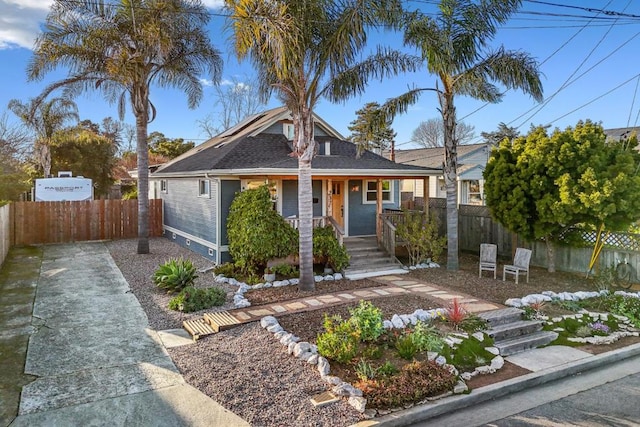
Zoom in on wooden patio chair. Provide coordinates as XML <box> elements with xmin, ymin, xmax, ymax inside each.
<box><xmin>479</xmin><ymin>243</ymin><xmax>498</xmax><ymax>279</ymax></box>
<box><xmin>503</xmin><ymin>248</ymin><xmax>532</xmax><ymax>284</ymax></box>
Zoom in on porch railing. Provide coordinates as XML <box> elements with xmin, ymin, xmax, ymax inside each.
<box><xmin>284</xmin><ymin>215</ymin><xmax>344</xmax><ymax>245</ymax></box>
<box><xmin>380</xmin><ymin>215</ymin><xmax>397</xmax><ymax>257</ymax></box>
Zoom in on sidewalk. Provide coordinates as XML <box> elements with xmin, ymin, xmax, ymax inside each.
<box><xmin>2</xmin><ymin>242</ymin><xmax>247</xmax><ymax>427</ymax></box>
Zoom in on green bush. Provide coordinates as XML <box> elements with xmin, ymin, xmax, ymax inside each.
<box><xmin>349</xmin><ymin>300</ymin><xmax>384</xmax><ymax>342</ymax></box>
<box><xmin>356</xmin><ymin>359</ymin><xmax>377</xmax><ymax>381</ymax></box>
<box><xmin>313</xmin><ymin>226</ymin><xmax>350</xmax><ymax>272</ymax></box>
<box><xmin>316</xmin><ymin>315</ymin><xmax>359</xmax><ymax>363</ymax></box>
<box><xmin>213</xmin><ymin>262</ymin><xmax>238</xmax><ymax>277</ymax></box>
<box><xmin>227</xmin><ymin>186</ymin><xmax>298</xmax><ymax>275</ymax></box>
<box><xmin>168</xmin><ymin>286</ymin><xmax>226</xmax><ymax>312</ymax></box>
<box><xmin>395</xmin><ymin>210</ymin><xmax>446</xmax><ymax>265</ymax></box>
<box><xmin>602</xmin><ymin>295</ymin><xmax>640</xmax><ymax>327</ymax></box>
<box><xmin>394</xmin><ymin>333</ymin><xmax>418</xmax><ymax>360</ymax></box>
<box><xmin>410</xmin><ymin>321</ymin><xmax>445</xmax><ymax>352</ymax></box>
<box><xmin>153</xmin><ymin>258</ymin><xmax>198</xmax><ymax>294</ymax></box>
<box><xmin>271</xmin><ymin>263</ymin><xmax>299</xmax><ymax>278</ymax></box>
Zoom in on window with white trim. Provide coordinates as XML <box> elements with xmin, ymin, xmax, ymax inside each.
<box><xmin>160</xmin><ymin>179</ymin><xmax>168</xmax><ymax>193</ymax></box>
<box><xmin>363</xmin><ymin>180</ymin><xmax>393</xmax><ymax>204</ymax></box>
<box><xmin>198</xmin><ymin>179</ymin><xmax>210</xmax><ymax>198</ymax></box>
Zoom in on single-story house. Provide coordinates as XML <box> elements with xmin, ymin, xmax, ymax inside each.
<box><xmin>393</xmin><ymin>143</ymin><xmax>490</xmax><ymax>207</ymax></box>
<box><xmin>151</xmin><ymin>106</ymin><xmax>439</xmax><ymax>264</ymax></box>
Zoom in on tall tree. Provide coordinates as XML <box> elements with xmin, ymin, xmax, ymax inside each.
<box><xmin>480</xmin><ymin>122</ymin><xmax>519</xmax><ymax>146</ymax></box>
<box><xmin>0</xmin><ymin>113</ymin><xmax>31</xmax><ymax>203</ymax></box>
<box><xmin>348</xmin><ymin>102</ymin><xmax>397</xmax><ymax>158</ymax></box>
<box><xmin>148</xmin><ymin>131</ymin><xmax>195</xmax><ymax>159</ymax></box>
<box><xmin>51</xmin><ymin>126</ymin><xmax>118</xmax><ymax>196</ymax></box>
<box><xmin>379</xmin><ymin>0</ymin><xmax>543</xmax><ymax>270</ymax></box>
<box><xmin>411</xmin><ymin>118</ymin><xmax>475</xmax><ymax>148</ymax></box>
<box><xmin>198</xmin><ymin>76</ymin><xmax>265</xmax><ymax>138</ymax></box>
<box><xmin>484</xmin><ymin>120</ymin><xmax>640</xmax><ymax>272</ymax></box>
<box><xmin>8</xmin><ymin>97</ymin><xmax>79</xmax><ymax>177</ymax></box>
<box><xmin>225</xmin><ymin>0</ymin><xmax>419</xmax><ymax>290</ymax></box>
<box><xmin>28</xmin><ymin>0</ymin><xmax>222</xmax><ymax>254</ymax></box>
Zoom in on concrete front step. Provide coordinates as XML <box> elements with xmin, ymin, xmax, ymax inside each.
<box><xmin>478</xmin><ymin>307</ymin><xmax>525</xmax><ymax>326</ymax></box>
<box><xmin>486</xmin><ymin>320</ymin><xmax>543</xmax><ymax>342</ymax></box>
<box><xmin>494</xmin><ymin>331</ymin><xmax>559</xmax><ymax>356</ymax></box>
<box><xmin>349</xmin><ymin>255</ymin><xmax>396</xmax><ymax>266</ymax></box>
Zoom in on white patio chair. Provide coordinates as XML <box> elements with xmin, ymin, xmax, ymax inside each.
<box><xmin>503</xmin><ymin>248</ymin><xmax>532</xmax><ymax>284</ymax></box>
<box><xmin>479</xmin><ymin>243</ymin><xmax>498</xmax><ymax>279</ymax></box>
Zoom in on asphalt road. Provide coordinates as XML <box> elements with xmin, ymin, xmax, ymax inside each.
<box><xmin>414</xmin><ymin>353</ymin><xmax>640</xmax><ymax>427</ymax></box>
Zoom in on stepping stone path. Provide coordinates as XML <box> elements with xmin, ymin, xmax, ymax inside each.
<box><xmin>183</xmin><ymin>276</ymin><xmax>503</xmax><ymax>339</ymax></box>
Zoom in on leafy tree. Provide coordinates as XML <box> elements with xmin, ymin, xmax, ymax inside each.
<box><xmin>484</xmin><ymin>120</ymin><xmax>640</xmax><ymax>272</ymax></box>
<box><xmin>410</xmin><ymin>118</ymin><xmax>475</xmax><ymax>148</ymax></box>
<box><xmin>28</xmin><ymin>0</ymin><xmax>222</xmax><ymax>254</ymax></box>
<box><xmin>480</xmin><ymin>122</ymin><xmax>519</xmax><ymax>146</ymax></box>
<box><xmin>147</xmin><ymin>131</ymin><xmax>195</xmax><ymax>159</ymax></box>
<box><xmin>50</xmin><ymin>126</ymin><xmax>118</xmax><ymax>197</ymax></box>
<box><xmin>8</xmin><ymin>97</ymin><xmax>79</xmax><ymax>177</ymax></box>
<box><xmin>0</xmin><ymin>113</ymin><xmax>31</xmax><ymax>203</ymax></box>
<box><xmin>225</xmin><ymin>0</ymin><xmax>419</xmax><ymax>290</ymax></box>
<box><xmin>378</xmin><ymin>0</ymin><xmax>543</xmax><ymax>270</ymax></box>
<box><xmin>347</xmin><ymin>102</ymin><xmax>397</xmax><ymax>158</ymax></box>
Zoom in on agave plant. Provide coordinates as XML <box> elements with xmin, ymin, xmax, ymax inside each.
<box><xmin>153</xmin><ymin>258</ymin><xmax>198</xmax><ymax>294</ymax></box>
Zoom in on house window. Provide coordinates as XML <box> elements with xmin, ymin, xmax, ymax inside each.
<box><xmin>363</xmin><ymin>180</ymin><xmax>393</xmax><ymax>204</ymax></box>
<box><xmin>198</xmin><ymin>179</ymin><xmax>210</xmax><ymax>198</ymax></box>
<box><xmin>283</xmin><ymin>123</ymin><xmax>294</xmax><ymax>140</ymax></box>
<box><xmin>465</xmin><ymin>180</ymin><xmax>483</xmax><ymax>205</ymax></box>
<box><xmin>160</xmin><ymin>179</ymin><xmax>168</xmax><ymax>193</ymax></box>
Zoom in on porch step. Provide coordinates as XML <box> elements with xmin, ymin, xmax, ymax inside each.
<box><xmin>485</xmin><ymin>320</ymin><xmax>543</xmax><ymax>342</ymax></box>
<box><xmin>494</xmin><ymin>331</ymin><xmax>559</xmax><ymax>356</ymax></box>
<box><xmin>478</xmin><ymin>307</ymin><xmax>526</xmax><ymax>326</ymax></box>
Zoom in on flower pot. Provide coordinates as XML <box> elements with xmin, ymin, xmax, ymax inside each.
<box><xmin>264</xmin><ymin>273</ymin><xmax>276</xmax><ymax>282</ymax></box>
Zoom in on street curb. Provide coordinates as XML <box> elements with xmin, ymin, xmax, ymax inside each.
<box><xmin>352</xmin><ymin>342</ymin><xmax>640</xmax><ymax>427</ymax></box>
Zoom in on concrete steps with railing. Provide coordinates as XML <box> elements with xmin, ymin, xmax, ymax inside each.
<box><xmin>342</xmin><ymin>236</ymin><xmax>406</xmax><ymax>279</ymax></box>
<box><xmin>478</xmin><ymin>307</ymin><xmax>559</xmax><ymax>356</ymax></box>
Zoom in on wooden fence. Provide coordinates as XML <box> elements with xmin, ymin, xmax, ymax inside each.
<box><xmin>0</xmin><ymin>204</ymin><xmax>9</xmax><ymax>266</ymax></box>
<box><xmin>9</xmin><ymin>199</ymin><xmax>163</xmax><ymax>246</ymax></box>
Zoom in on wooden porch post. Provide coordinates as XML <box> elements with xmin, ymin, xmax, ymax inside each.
<box><xmin>327</xmin><ymin>179</ymin><xmax>333</xmax><ymax>219</ymax></box>
<box><xmin>423</xmin><ymin>176</ymin><xmax>430</xmax><ymax>216</ymax></box>
<box><xmin>376</xmin><ymin>178</ymin><xmax>382</xmax><ymax>242</ymax></box>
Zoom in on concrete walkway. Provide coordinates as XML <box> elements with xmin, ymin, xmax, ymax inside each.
<box><xmin>4</xmin><ymin>243</ymin><xmax>247</xmax><ymax>427</ymax></box>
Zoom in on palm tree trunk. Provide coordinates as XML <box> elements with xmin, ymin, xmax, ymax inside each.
<box><xmin>441</xmin><ymin>91</ymin><xmax>459</xmax><ymax>270</ymax></box>
<box><xmin>297</xmin><ymin>109</ymin><xmax>316</xmax><ymax>291</ymax></box>
<box><xmin>135</xmin><ymin>111</ymin><xmax>150</xmax><ymax>254</ymax></box>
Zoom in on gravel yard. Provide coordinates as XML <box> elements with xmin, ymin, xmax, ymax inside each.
<box><xmin>107</xmin><ymin>237</ymin><xmax>638</xmax><ymax>426</ymax></box>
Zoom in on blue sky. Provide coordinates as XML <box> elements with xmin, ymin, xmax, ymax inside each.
<box><xmin>1</xmin><ymin>0</ymin><xmax>639</xmax><ymax>150</ymax></box>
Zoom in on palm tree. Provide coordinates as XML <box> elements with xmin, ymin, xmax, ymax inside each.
<box><xmin>27</xmin><ymin>0</ymin><xmax>222</xmax><ymax>254</ymax></box>
<box><xmin>380</xmin><ymin>0</ymin><xmax>543</xmax><ymax>270</ymax></box>
<box><xmin>225</xmin><ymin>0</ymin><xmax>419</xmax><ymax>290</ymax></box>
<box><xmin>8</xmin><ymin>97</ymin><xmax>79</xmax><ymax>177</ymax></box>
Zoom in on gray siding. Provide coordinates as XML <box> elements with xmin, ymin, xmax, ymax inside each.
<box><xmin>281</xmin><ymin>180</ymin><xmax>323</xmax><ymax>218</ymax></box>
<box><xmin>161</xmin><ymin>178</ymin><xmax>217</xmax><ymax>245</ymax></box>
<box><xmin>162</xmin><ymin>231</ymin><xmax>217</xmax><ymax>261</ymax></box>
<box><xmin>348</xmin><ymin>179</ymin><xmax>400</xmax><ymax>236</ymax></box>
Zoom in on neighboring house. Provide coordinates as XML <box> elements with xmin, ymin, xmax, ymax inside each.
<box><xmin>393</xmin><ymin>143</ymin><xmax>490</xmax><ymax>206</ymax></box>
<box><xmin>151</xmin><ymin>106</ymin><xmax>439</xmax><ymax>263</ymax></box>
<box><xmin>604</xmin><ymin>126</ymin><xmax>640</xmax><ymax>149</ymax></box>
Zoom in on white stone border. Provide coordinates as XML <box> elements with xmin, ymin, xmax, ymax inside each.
<box><xmin>505</xmin><ymin>289</ymin><xmax>640</xmax><ymax>308</ymax></box>
<box><xmin>543</xmin><ymin>311</ymin><xmax>640</xmax><ymax>344</ymax></box>
<box><xmin>214</xmin><ymin>273</ymin><xmax>343</xmax><ymax>308</ymax></box>
<box><xmin>259</xmin><ymin>307</ymin><xmax>503</xmax><ymax>416</ymax></box>
<box><xmin>404</xmin><ymin>261</ymin><xmax>441</xmax><ymax>271</ymax></box>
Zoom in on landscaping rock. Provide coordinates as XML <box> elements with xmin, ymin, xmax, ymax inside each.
<box><xmin>333</xmin><ymin>383</ymin><xmax>363</xmax><ymax>397</ymax></box>
<box><xmin>348</xmin><ymin>396</ymin><xmax>367</xmax><ymax>413</ymax></box>
<box><xmin>307</xmin><ymin>354</ymin><xmax>319</xmax><ymax>365</ymax></box>
<box><xmin>267</xmin><ymin>324</ymin><xmax>284</xmax><ymax>334</ymax></box>
<box><xmin>323</xmin><ymin>375</ymin><xmax>342</xmax><ymax>385</ymax></box>
<box><xmin>317</xmin><ymin>357</ymin><xmax>330</xmax><ymax>376</ymax></box>
<box><xmin>334</xmin><ymin>273</ymin><xmax>343</xmax><ymax>280</ymax></box>
<box><xmin>293</xmin><ymin>342</ymin><xmax>312</xmax><ymax>357</ymax></box>
<box><xmin>391</xmin><ymin>314</ymin><xmax>405</xmax><ymax>328</ymax></box>
<box><xmin>314</xmin><ymin>275</ymin><xmax>324</xmax><ymax>282</ymax></box>
<box><xmin>490</xmin><ymin>355</ymin><xmax>504</xmax><ymax>371</ymax></box>
<box><xmin>453</xmin><ymin>380</ymin><xmax>468</xmax><ymax>394</ymax></box>
<box><xmin>287</xmin><ymin>341</ymin><xmax>297</xmax><ymax>354</ymax></box>
<box><xmin>261</xmin><ymin>316</ymin><xmax>279</xmax><ymax>329</ymax></box>
<box><xmin>383</xmin><ymin>320</ymin><xmax>393</xmax><ymax>329</ymax></box>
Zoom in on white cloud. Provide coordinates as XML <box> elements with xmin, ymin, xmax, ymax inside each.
<box><xmin>200</xmin><ymin>0</ymin><xmax>225</xmax><ymax>9</ymax></box>
<box><xmin>200</xmin><ymin>78</ymin><xmax>215</xmax><ymax>87</ymax></box>
<box><xmin>0</xmin><ymin>0</ymin><xmax>52</xmax><ymax>50</ymax></box>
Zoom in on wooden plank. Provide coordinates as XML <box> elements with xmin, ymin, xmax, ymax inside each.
<box><xmin>183</xmin><ymin>318</ymin><xmax>216</xmax><ymax>341</ymax></box>
<box><xmin>203</xmin><ymin>311</ymin><xmax>240</xmax><ymax>332</ymax></box>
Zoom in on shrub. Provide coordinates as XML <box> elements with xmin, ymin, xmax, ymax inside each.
<box><xmin>270</xmin><ymin>263</ymin><xmax>299</xmax><ymax>278</ymax></box>
<box><xmin>458</xmin><ymin>314</ymin><xmax>489</xmax><ymax>333</ymax></box>
<box><xmin>444</xmin><ymin>298</ymin><xmax>468</xmax><ymax>330</ymax></box>
<box><xmin>168</xmin><ymin>286</ymin><xmax>226</xmax><ymax>312</ymax></box>
<box><xmin>394</xmin><ymin>332</ymin><xmax>418</xmax><ymax>360</ymax></box>
<box><xmin>227</xmin><ymin>186</ymin><xmax>298</xmax><ymax>275</ymax></box>
<box><xmin>376</xmin><ymin>361</ymin><xmax>399</xmax><ymax>377</ymax></box>
<box><xmin>355</xmin><ymin>360</ymin><xmax>456</xmax><ymax>409</ymax></box>
<box><xmin>410</xmin><ymin>321</ymin><xmax>445</xmax><ymax>352</ymax></box>
<box><xmin>153</xmin><ymin>258</ymin><xmax>198</xmax><ymax>294</ymax></box>
<box><xmin>603</xmin><ymin>294</ymin><xmax>640</xmax><ymax>327</ymax></box>
<box><xmin>355</xmin><ymin>359</ymin><xmax>377</xmax><ymax>381</ymax></box>
<box><xmin>395</xmin><ymin>210</ymin><xmax>446</xmax><ymax>265</ymax></box>
<box><xmin>349</xmin><ymin>300</ymin><xmax>384</xmax><ymax>342</ymax></box>
<box><xmin>313</xmin><ymin>226</ymin><xmax>350</xmax><ymax>272</ymax></box>
<box><xmin>213</xmin><ymin>262</ymin><xmax>237</xmax><ymax>277</ymax></box>
<box><xmin>316</xmin><ymin>315</ymin><xmax>359</xmax><ymax>363</ymax></box>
